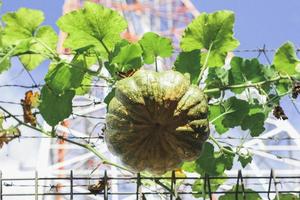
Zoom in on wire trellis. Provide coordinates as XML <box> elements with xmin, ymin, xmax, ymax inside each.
<box><xmin>0</xmin><ymin>170</ymin><xmax>300</xmax><ymax>200</ymax></box>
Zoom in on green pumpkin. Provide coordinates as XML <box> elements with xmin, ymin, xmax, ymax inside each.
<box><xmin>105</xmin><ymin>69</ymin><xmax>209</xmax><ymax>174</ymax></box>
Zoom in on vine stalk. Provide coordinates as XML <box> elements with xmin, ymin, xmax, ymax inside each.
<box><xmin>196</xmin><ymin>43</ymin><xmax>213</xmax><ymax>85</ymax></box>
<box><xmin>204</xmin><ymin>75</ymin><xmax>289</xmax><ymax>94</ymax></box>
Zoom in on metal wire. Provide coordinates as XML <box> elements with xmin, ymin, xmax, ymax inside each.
<box><xmin>0</xmin><ymin>170</ymin><xmax>300</xmax><ymax>198</ymax></box>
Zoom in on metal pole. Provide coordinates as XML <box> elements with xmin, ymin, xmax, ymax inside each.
<box><xmin>35</xmin><ymin>171</ymin><xmax>38</xmax><ymax>200</ymax></box>
<box><xmin>136</xmin><ymin>173</ymin><xmax>141</xmax><ymax>200</ymax></box>
<box><xmin>104</xmin><ymin>170</ymin><xmax>108</xmax><ymax>200</ymax></box>
<box><xmin>70</xmin><ymin>170</ymin><xmax>73</xmax><ymax>200</ymax></box>
<box><xmin>170</xmin><ymin>171</ymin><xmax>174</xmax><ymax>200</ymax></box>
<box><xmin>0</xmin><ymin>170</ymin><xmax>2</xmax><ymax>200</ymax></box>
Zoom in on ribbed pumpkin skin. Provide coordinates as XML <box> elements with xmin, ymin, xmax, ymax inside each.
<box><xmin>105</xmin><ymin>70</ymin><xmax>209</xmax><ymax>174</ymax></box>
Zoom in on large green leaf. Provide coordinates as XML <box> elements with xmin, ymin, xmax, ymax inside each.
<box><xmin>195</xmin><ymin>142</ymin><xmax>234</xmax><ymax>176</ymax></box>
<box><xmin>174</xmin><ymin>50</ymin><xmax>201</xmax><ymax>84</ymax></box>
<box><xmin>45</xmin><ymin>62</ymin><xmax>86</xmax><ymax>93</ymax></box>
<box><xmin>180</xmin><ymin>10</ymin><xmax>239</xmax><ymax>67</ymax></box>
<box><xmin>209</xmin><ymin>97</ymin><xmax>267</xmax><ymax>136</ymax></box>
<box><xmin>57</xmin><ymin>2</ymin><xmax>127</xmax><ymax>55</ymax></box>
<box><xmin>273</xmin><ymin>42</ymin><xmax>300</xmax><ymax>76</ymax></box>
<box><xmin>228</xmin><ymin>57</ymin><xmax>266</xmax><ymax>94</ymax></box>
<box><xmin>2</xmin><ymin>8</ymin><xmax>44</xmax><ymax>46</ymax></box>
<box><xmin>19</xmin><ymin>26</ymin><xmax>58</xmax><ymax>70</ymax></box>
<box><xmin>110</xmin><ymin>41</ymin><xmax>143</xmax><ymax>72</ymax></box>
<box><xmin>219</xmin><ymin>186</ymin><xmax>262</xmax><ymax>200</ymax></box>
<box><xmin>2</xmin><ymin>8</ymin><xmax>58</xmax><ymax>70</ymax></box>
<box><xmin>139</xmin><ymin>32</ymin><xmax>173</xmax><ymax>64</ymax></box>
<box><xmin>39</xmin><ymin>86</ymin><xmax>75</xmax><ymax>126</ymax></box>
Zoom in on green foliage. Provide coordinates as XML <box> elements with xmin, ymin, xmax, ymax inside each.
<box><xmin>0</xmin><ymin>53</ymin><xmax>11</xmax><ymax>73</ymax></box>
<box><xmin>104</xmin><ymin>88</ymin><xmax>115</xmax><ymax>105</ymax></box>
<box><xmin>273</xmin><ymin>42</ymin><xmax>300</xmax><ymax>76</ymax></box>
<box><xmin>228</xmin><ymin>57</ymin><xmax>266</xmax><ymax>94</ymax></box>
<box><xmin>195</xmin><ymin>142</ymin><xmax>234</xmax><ymax>175</ymax></box>
<box><xmin>205</xmin><ymin>67</ymin><xmax>228</xmax><ymax>98</ymax></box>
<box><xmin>275</xmin><ymin>194</ymin><xmax>300</xmax><ymax>200</ymax></box>
<box><xmin>139</xmin><ymin>32</ymin><xmax>173</xmax><ymax>64</ymax></box>
<box><xmin>238</xmin><ymin>154</ymin><xmax>252</xmax><ymax>168</ymax></box>
<box><xmin>108</xmin><ymin>40</ymin><xmax>143</xmax><ymax>75</ymax></box>
<box><xmin>38</xmin><ymin>86</ymin><xmax>75</xmax><ymax>127</ymax></box>
<box><xmin>192</xmin><ymin>176</ymin><xmax>226</xmax><ymax>198</ymax></box>
<box><xmin>57</xmin><ymin>2</ymin><xmax>127</xmax><ymax>56</ymax></box>
<box><xmin>45</xmin><ymin>62</ymin><xmax>86</xmax><ymax>93</ymax></box>
<box><xmin>174</xmin><ymin>50</ymin><xmax>201</xmax><ymax>84</ymax></box>
<box><xmin>209</xmin><ymin>97</ymin><xmax>267</xmax><ymax>136</ymax></box>
<box><xmin>75</xmin><ymin>74</ymin><xmax>93</xmax><ymax>95</ymax></box>
<box><xmin>219</xmin><ymin>186</ymin><xmax>262</xmax><ymax>200</ymax></box>
<box><xmin>2</xmin><ymin>8</ymin><xmax>44</xmax><ymax>46</ymax></box>
<box><xmin>180</xmin><ymin>10</ymin><xmax>239</xmax><ymax>67</ymax></box>
<box><xmin>2</xmin><ymin>8</ymin><xmax>58</xmax><ymax>70</ymax></box>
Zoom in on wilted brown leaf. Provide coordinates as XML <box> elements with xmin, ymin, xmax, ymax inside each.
<box><xmin>21</xmin><ymin>90</ymin><xmax>40</xmax><ymax>126</ymax></box>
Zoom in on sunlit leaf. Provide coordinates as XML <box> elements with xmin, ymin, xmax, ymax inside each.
<box><xmin>2</xmin><ymin>8</ymin><xmax>58</xmax><ymax>70</ymax></box>
<box><xmin>45</xmin><ymin>62</ymin><xmax>86</xmax><ymax>93</ymax></box>
<box><xmin>139</xmin><ymin>32</ymin><xmax>173</xmax><ymax>64</ymax></box>
<box><xmin>273</xmin><ymin>42</ymin><xmax>300</xmax><ymax>76</ymax></box>
<box><xmin>180</xmin><ymin>10</ymin><xmax>239</xmax><ymax>67</ymax></box>
<box><xmin>57</xmin><ymin>2</ymin><xmax>127</xmax><ymax>55</ymax></box>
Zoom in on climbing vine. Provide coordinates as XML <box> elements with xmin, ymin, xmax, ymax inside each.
<box><xmin>0</xmin><ymin>2</ymin><xmax>300</xmax><ymax>199</ymax></box>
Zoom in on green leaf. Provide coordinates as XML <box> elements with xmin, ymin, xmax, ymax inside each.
<box><xmin>57</xmin><ymin>2</ymin><xmax>127</xmax><ymax>55</ymax></box>
<box><xmin>181</xmin><ymin>161</ymin><xmax>196</xmax><ymax>173</ymax></box>
<box><xmin>2</xmin><ymin>8</ymin><xmax>58</xmax><ymax>70</ymax></box>
<box><xmin>0</xmin><ymin>53</ymin><xmax>11</xmax><ymax>73</ymax></box>
<box><xmin>228</xmin><ymin>57</ymin><xmax>266</xmax><ymax>94</ymax></box>
<box><xmin>104</xmin><ymin>88</ymin><xmax>115</xmax><ymax>106</ymax></box>
<box><xmin>238</xmin><ymin>154</ymin><xmax>252</xmax><ymax>168</ymax></box>
<box><xmin>209</xmin><ymin>104</ymin><xmax>229</xmax><ymax>134</ymax></box>
<box><xmin>195</xmin><ymin>142</ymin><xmax>234</xmax><ymax>176</ymax></box>
<box><xmin>273</xmin><ymin>42</ymin><xmax>300</xmax><ymax>76</ymax></box>
<box><xmin>219</xmin><ymin>186</ymin><xmax>262</xmax><ymax>200</ymax></box>
<box><xmin>205</xmin><ymin>67</ymin><xmax>228</xmax><ymax>98</ymax></box>
<box><xmin>19</xmin><ymin>26</ymin><xmax>58</xmax><ymax>70</ymax></box>
<box><xmin>39</xmin><ymin>86</ymin><xmax>75</xmax><ymax>126</ymax></box>
<box><xmin>111</xmin><ymin>42</ymin><xmax>143</xmax><ymax>72</ymax></box>
<box><xmin>241</xmin><ymin>113</ymin><xmax>265</xmax><ymax>137</ymax></box>
<box><xmin>75</xmin><ymin>74</ymin><xmax>93</xmax><ymax>95</ymax></box>
<box><xmin>180</xmin><ymin>10</ymin><xmax>239</xmax><ymax>67</ymax></box>
<box><xmin>192</xmin><ymin>176</ymin><xmax>226</xmax><ymax>198</ymax></box>
<box><xmin>139</xmin><ymin>32</ymin><xmax>173</xmax><ymax>64</ymax></box>
<box><xmin>2</xmin><ymin>8</ymin><xmax>44</xmax><ymax>46</ymax></box>
<box><xmin>219</xmin><ymin>97</ymin><xmax>249</xmax><ymax>129</ymax></box>
<box><xmin>45</xmin><ymin>62</ymin><xmax>86</xmax><ymax>93</ymax></box>
<box><xmin>274</xmin><ymin>194</ymin><xmax>300</xmax><ymax>200</ymax></box>
<box><xmin>174</xmin><ymin>50</ymin><xmax>201</xmax><ymax>84</ymax></box>
<box><xmin>209</xmin><ymin>97</ymin><xmax>267</xmax><ymax>136</ymax></box>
